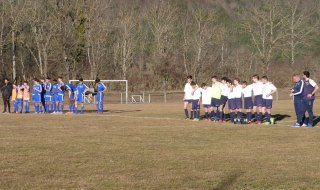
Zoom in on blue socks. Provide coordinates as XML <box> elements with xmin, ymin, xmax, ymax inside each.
<box><xmin>210</xmin><ymin>111</ymin><xmax>216</xmax><ymax>118</ymax></box>
<box><xmin>205</xmin><ymin>112</ymin><xmax>209</xmax><ymax>119</ymax></box>
<box><xmin>265</xmin><ymin>113</ymin><xmax>271</xmax><ymax>122</ymax></box>
<box><xmin>184</xmin><ymin>109</ymin><xmax>189</xmax><ymax>118</ymax></box>
<box><xmin>13</xmin><ymin>101</ymin><xmax>18</xmax><ymax>112</ymax></box>
<box><xmin>230</xmin><ymin>112</ymin><xmax>235</xmax><ymax>122</ymax></box>
<box><xmin>246</xmin><ymin>112</ymin><xmax>251</xmax><ymax>121</ymax></box>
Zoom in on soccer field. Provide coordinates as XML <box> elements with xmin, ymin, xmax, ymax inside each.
<box><xmin>1</xmin><ymin>100</ymin><xmax>320</xmax><ymax>189</ymax></box>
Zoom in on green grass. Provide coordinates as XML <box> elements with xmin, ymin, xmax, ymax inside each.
<box><xmin>0</xmin><ymin>100</ymin><xmax>320</xmax><ymax>189</ymax></box>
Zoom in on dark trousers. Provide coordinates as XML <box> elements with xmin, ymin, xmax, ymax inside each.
<box><xmin>302</xmin><ymin>99</ymin><xmax>314</xmax><ymax>125</ymax></box>
<box><xmin>294</xmin><ymin>97</ymin><xmax>304</xmax><ymax>124</ymax></box>
<box><xmin>2</xmin><ymin>95</ymin><xmax>10</xmax><ymax>112</ymax></box>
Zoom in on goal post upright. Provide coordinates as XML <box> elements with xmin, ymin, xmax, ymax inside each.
<box><xmin>69</xmin><ymin>79</ymin><xmax>128</xmax><ymax>104</ymax></box>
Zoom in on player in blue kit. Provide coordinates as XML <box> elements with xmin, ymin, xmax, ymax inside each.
<box><xmin>51</xmin><ymin>79</ymin><xmax>59</xmax><ymax>113</ymax></box>
<box><xmin>75</xmin><ymin>78</ymin><xmax>89</xmax><ymax>114</ymax></box>
<box><xmin>32</xmin><ymin>78</ymin><xmax>42</xmax><ymax>114</ymax></box>
<box><xmin>44</xmin><ymin>77</ymin><xmax>52</xmax><ymax>113</ymax></box>
<box><xmin>56</xmin><ymin>77</ymin><xmax>65</xmax><ymax>114</ymax></box>
<box><xmin>65</xmin><ymin>82</ymin><xmax>77</xmax><ymax>113</ymax></box>
<box><xmin>95</xmin><ymin>78</ymin><xmax>107</xmax><ymax>113</ymax></box>
<box><xmin>290</xmin><ymin>74</ymin><xmax>304</xmax><ymax>127</ymax></box>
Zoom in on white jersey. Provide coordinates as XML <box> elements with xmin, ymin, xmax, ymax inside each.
<box><xmin>221</xmin><ymin>83</ymin><xmax>229</xmax><ymax>97</ymax></box>
<box><xmin>262</xmin><ymin>82</ymin><xmax>277</xmax><ymax>100</ymax></box>
<box><xmin>184</xmin><ymin>83</ymin><xmax>193</xmax><ymax>100</ymax></box>
<box><xmin>192</xmin><ymin>88</ymin><xmax>201</xmax><ymax>100</ymax></box>
<box><xmin>227</xmin><ymin>86</ymin><xmax>235</xmax><ymax>99</ymax></box>
<box><xmin>200</xmin><ymin>87</ymin><xmax>212</xmax><ymax>105</ymax></box>
<box><xmin>242</xmin><ymin>85</ymin><xmax>253</xmax><ymax>98</ymax></box>
<box><xmin>252</xmin><ymin>81</ymin><xmax>264</xmax><ymax>96</ymax></box>
<box><xmin>233</xmin><ymin>85</ymin><xmax>243</xmax><ymax>98</ymax></box>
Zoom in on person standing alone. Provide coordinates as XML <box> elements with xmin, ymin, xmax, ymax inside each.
<box><xmin>1</xmin><ymin>78</ymin><xmax>13</xmax><ymax>113</ymax></box>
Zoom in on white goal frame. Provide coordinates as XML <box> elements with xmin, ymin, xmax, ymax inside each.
<box><xmin>69</xmin><ymin>80</ymin><xmax>128</xmax><ymax>104</ymax></box>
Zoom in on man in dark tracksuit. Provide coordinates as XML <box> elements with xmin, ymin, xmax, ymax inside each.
<box><xmin>290</xmin><ymin>74</ymin><xmax>304</xmax><ymax>127</ymax></box>
<box><xmin>301</xmin><ymin>71</ymin><xmax>319</xmax><ymax>128</ymax></box>
<box><xmin>1</xmin><ymin>78</ymin><xmax>13</xmax><ymax>113</ymax></box>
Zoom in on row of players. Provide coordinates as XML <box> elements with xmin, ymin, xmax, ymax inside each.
<box><xmin>11</xmin><ymin>77</ymin><xmax>107</xmax><ymax>114</ymax></box>
<box><xmin>183</xmin><ymin>75</ymin><xmax>277</xmax><ymax>124</ymax></box>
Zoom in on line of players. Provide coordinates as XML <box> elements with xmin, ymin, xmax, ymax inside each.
<box><xmin>11</xmin><ymin>77</ymin><xmax>107</xmax><ymax>114</ymax></box>
<box><xmin>183</xmin><ymin>74</ymin><xmax>277</xmax><ymax>125</ymax></box>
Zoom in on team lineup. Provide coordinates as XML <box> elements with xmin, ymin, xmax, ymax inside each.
<box><xmin>183</xmin><ymin>71</ymin><xmax>319</xmax><ymax>127</ymax></box>
<box><xmin>4</xmin><ymin>77</ymin><xmax>107</xmax><ymax>114</ymax></box>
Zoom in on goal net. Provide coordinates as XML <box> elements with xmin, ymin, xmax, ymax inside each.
<box><xmin>68</xmin><ymin>80</ymin><xmax>128</xmax><ymax>104</ymax></box>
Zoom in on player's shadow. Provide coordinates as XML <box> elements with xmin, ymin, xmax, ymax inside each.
<box><xmin>313</xmin><ymin>116</ymin><xmax>320</xmax><ymax>126</ymax></box>
<box><xmin>272</xmin><ymin>114</ymin><xmax>291</xmax><ymax>122</ymax></box>
<box><xmin>85</xmin><ymin>109</ymin><xmax>142</xmax><ymax>114</ymax></box>
<box><xmin>212</xmin><ymin>170</ymin><xmax>243</xmax><ymax>190</ymax></box>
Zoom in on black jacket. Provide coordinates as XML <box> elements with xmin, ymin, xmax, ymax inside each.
<box><xmin>2</xmin><ymin>82</ymin><xmax>12</xmax><ymax>97</ymax></box>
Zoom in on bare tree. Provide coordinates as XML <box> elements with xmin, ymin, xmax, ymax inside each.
<box><xmin>117</xmin><ymin>6</ymin><xmax>137</xmax><ymax>80</ymax></box>
<box><xmin>23</xmin><ymin>0</ymin><xmax>59</xmax><ymax>77</ymax></box>
<box><xmin>284</xmin><ymin>0</ymin><xmax>318</xmax><ymax>65</ymax></box>
<box><xmin>191</xmin><ymin>6</ymin><xmax>215</xmax><ymax>80</ymax></box>
<box><xmin>8</xmin><ymin>0</ymin><xmax>26</xmax><ymax>80</ymax></box>
<box><xmin>242</xmin><ymin>0</ymin><xmax>288</xmax><ymax>73</ymax></box>
<box><xmin>85</xmin><ymin>0</ymin><xmax>111</xmax><ymax>79</ymax></box>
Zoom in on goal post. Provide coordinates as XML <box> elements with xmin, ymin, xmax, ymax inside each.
<box><xmin>68</xmin><ymin>80</ymin><xmax>128</xmax><ymax>104</ymax></box>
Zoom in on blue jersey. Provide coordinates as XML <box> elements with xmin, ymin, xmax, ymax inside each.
<box><xmin>303</xmin><ymin>79</ymin><xmax>317</xmax><ymax>100</ymax></box>
<box><xmin>52</xmin><ymin>84</ymin><xmax>59</xmax><ymax>95</ymax></box>
<box><xmin>45</xmin><ymin>83</ymin><xmax>52</xmax><ymax>95</ymax></box>
<box><xmin>97</xmin><ymin>82</ymin><xmax>106</xmax><ymax>92</ymax></box>
<box><xmin>57</xmin><ymin>82</ymin><xmax>65</xmax><ymax>95</ymax></box>
<box><xmin>292</xmin><ymin>80</ymin><xmax>304</xmax><ymax>99</ymax></box>
<box><xmin>32</xmin><ymin>84</ymin><xmax>42</xmax><ymax>95</ymax></box>
<box><xmin>66</xmin><ymin>83</ymin><xmax>76</xmax><ymax>92</ymax></box>
<box><xmin>77</xmin><ymin>83</ymin><xmax>89</xmax><ymax>95</ymax></box>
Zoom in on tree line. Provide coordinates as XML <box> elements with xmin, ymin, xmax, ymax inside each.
<box><xmin>0</xmin><ymin>0</ymin><xmax>319</xmax><ymax>91</ymax></box>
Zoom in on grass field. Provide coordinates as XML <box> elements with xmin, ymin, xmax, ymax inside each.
<box><xmin>1</xmin><ymin>100</ymin><xmax>320</xmax><ymax>189</ymax></box>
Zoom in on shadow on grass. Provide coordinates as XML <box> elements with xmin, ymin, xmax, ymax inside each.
<box><xmin>85</xmin><ymin>110</ymin><xmax>142</xmax><ymax>114</ymax></box>
<box><xmin>272</xmin><ymin>114</ymin><xmax>291</xmax><ymax>122</ymax></box>
<box><xmin>313</xmin><ymin>116</ymin><xmax>320</xmax><ymax>126</ymax></box>
<box><xmin>212</xmin><ymin>170</ymin><xmax>244</xmax><ymax>190</ymax></box>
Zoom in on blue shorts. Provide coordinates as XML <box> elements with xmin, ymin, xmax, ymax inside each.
<box><xmin>16</xmin><ymin>98</ymin><xmax>23</xmax><ymax>103</ymax></box>
<box><xmin>24</xmin><ymin>100</ymin><xmax>30</xmax><ymax>103</ymax></box>
<box><xmin>234</xmin><ymin>98</ymin><xmax>243</xmax><ymax>109</ymax></box>
<box><xmin>221</xmin><ymin>95</ymin><xmax>228</xmax><ymax>106</ymax></box>
<box><xmin>262</xmin><ymin>99</ymin><xmax>273</xmax><ymax>109</ymax></box>
<box><xmin>228</xmin><ymin>99</ymin><xmax>236</xmax><ymax>110</ymax></box>
<box><xmin>69</xmin><ymin>93</ymin><xmax>75</xmax><ymax>100</ymax></box>
<box><xmin>211</xmin><ymin>98</ymin><xmax>221</xmax><ymax>107</ymax></box>
<box><xmin>96</xmin><ymin>92</ymin><xmax>105</xmax><ymax>102</ymax></box>
<box><xmin>203</xmin><ymin>104</ymin><xmax>211</xmax><ymax>108</ymax></box>
<box><xmin>32</xmin><ymin>94</ymin><xmax>41</xmax><ymax>103</ymax></box>
<box><xmin>184</xmin><ymin>99</ymin><xmax>192</xmax><ymax>103</ymax></box>
<box><xmin>57</xmin><ymin>94</ymin><xmax>64</xmax><ymax>102</ymax></box>
<box><xmin>253</xmin><ymin>95</ymin><xmax>263</xmax><ymax>107</ymax></box>
<box><xmin>45</xmin><ymin>94</ymin><xmax>52</xmax><ymax>102</ymax></box>
<box><xmin>244</xmin><ymin>97</ymin><xmax>253</xmax><ymax>109</ymax></box>
<box><xmin>52</xmin><ymin>94</ymin><xmax>58</xmax><ymax>102</ymax></box>
<box><xmin>77</xmin><ymin>93</ymin><xmax>85</xmax><ymax>103</ymax></box>
<box><xmin>192</xmin><ymin>100</ymin><xmax>199</xmax><ymax>110</ymax></box>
